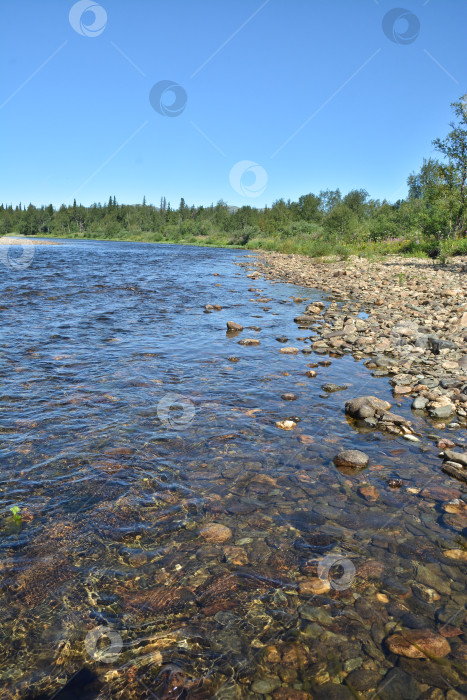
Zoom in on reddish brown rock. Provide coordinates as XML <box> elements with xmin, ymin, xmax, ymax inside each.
<box><xmin>386</xmin><ymin>630</ymin><xmax>451</xmax><ymax>658</ymax></box>
<box><xmin>358</xmin><ymin>484</ymin><xmax>379</xmax><ymax>501</ymax></box>
<box><xmin>199</xmin><ymin>523</ymin><xmax>232</xmax><ymax>544</ymax></box>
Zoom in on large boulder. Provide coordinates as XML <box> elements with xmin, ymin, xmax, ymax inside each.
<box><xmin>345</xmin><ymin>396</ymin><xmax>392</xmax><ymax>420</ymax></box>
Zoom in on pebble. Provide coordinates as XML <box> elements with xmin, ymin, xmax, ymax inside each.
<box><xmin>275</xmin><ymin>420</ymin><xmax>297</xmax><ymax>430</ymax></box>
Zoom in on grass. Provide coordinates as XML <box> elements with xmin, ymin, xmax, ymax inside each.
<box><xmin>5</xmin><ymin>228</ymin><xmax>467</xmax><ymax>261</ymax></box>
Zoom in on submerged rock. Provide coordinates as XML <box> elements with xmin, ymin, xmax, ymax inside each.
<box><xmin>238</xmin><ymin>338</ymin><xmax>260</xmax><ymax>346</ymax></box>
<box><xmin>334</xmin><ymin>450</ymin><xmax>369</xmax><ymax>469</ymax></box>
<box><xmin>322</xmin><ymin>383</ymin><xmax>348</xmax><ymax>393</ymax></box>
<box><xmin>386</xmin><ymin>629</ymin><xmax>451</xmax><ymax>658</ymax></box>
<box><xmin>200</xmin><ymin>523</ymin><xmax>232</xmax><ymax>544</ymax></box>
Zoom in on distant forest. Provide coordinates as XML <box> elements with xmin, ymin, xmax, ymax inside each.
<box><xmin>2</xmin><ymin>98</ymin><xmax>466</xmax><ymax>259</ymax></box>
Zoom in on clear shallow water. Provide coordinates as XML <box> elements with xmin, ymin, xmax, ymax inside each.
<box><xmin>0</xmin><ymin>240</ymin><xmax>465</xmax><ymax>699</ymax></box>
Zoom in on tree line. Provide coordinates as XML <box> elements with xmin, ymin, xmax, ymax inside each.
<box><xmin>1</xmin><ymin>98</ymin><xmax>466</xmax><ymax>257</ymax></box>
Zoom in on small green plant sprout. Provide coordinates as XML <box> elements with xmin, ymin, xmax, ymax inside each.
<box><xmin>10</xmin><ymin>506</ymin><xmax>22</xmax><ymax>523</ymax></box>
<box><xmin>398</xmin><ymin>272</ymin><xmax>404</xmax><ymax>286</ymax></box>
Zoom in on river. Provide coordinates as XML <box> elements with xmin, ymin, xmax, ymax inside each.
<box><xmin>0</xmin><ymin>239</ymin><xmax>465</xmax><ymax>698</ymax></box>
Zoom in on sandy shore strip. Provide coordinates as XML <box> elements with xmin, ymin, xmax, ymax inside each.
<box><xmin>0</xmin><ymin>236</ymin><xmax>58</xmax><ymax>245</ymax></box>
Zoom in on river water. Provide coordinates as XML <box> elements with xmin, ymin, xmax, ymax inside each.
<box><xmin>0</xmin><ymin>240</ymin><xmax>465</xmax><ymax>699</ymax></box>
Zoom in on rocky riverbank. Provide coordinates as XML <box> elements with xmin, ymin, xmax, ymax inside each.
<box><xmin>248</xmin><ymin>252</ymin><xmax>467</xmax><ymax>479</ymax></box>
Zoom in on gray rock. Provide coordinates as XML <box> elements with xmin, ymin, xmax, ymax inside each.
<box><xmin>322</xmin><ymin>383</ymin><xmax>348</xmax><ymax>393</ymax></box>
<box><xmin>376</xmin><ymin>668</ymin><xmax>421</xmax><ymax>700</ymax></box>
<box><xmin>429</xmin><ymin>403</ymin><xmax>454</xmax><ymax>419</ymax></box>
<box><xmin>345</xmin><ymin>669</ymin><xmax>381</xmax><ymax>691</ymax></box>
<box><xmin>442</xmin><ymin>461</ymin><xmax>467</xmax><ymax>483</ymax></box>
<box><xmin>334</xmin><ymin>450</ymin><xmax>369</xmax><ymax>469</ymax></box>
<box><xmin>314</xmin><ymin>683</ymin><xmax>353</xmax><ymax>700</ymax></box>
<box><xmin>294</xmin><ymin>315</ymin><xmax>315</xmax><ymax>324</ymax></box>
<box><xmin>444</xmin><ymin>449</ymin><xmax>467</xmax><ymax>467</ymax></box>
<box><xmin>299</xmin><ymin>605</ymin><xmax>333</xmax><ymax>625</ymax></box>
<box><xmin>345</xmin><ymin>396</ymin><xmax>392</xmax><ymax>420</ymax></box>
<box><xmin>412</xmin><ymin>396</ymin><xmax>428</xmax><ymax>410</ymax></box>
<box><xmin>251</xmin><ymin>678</ymin><xmax>281</xmax><ymax>694</ymax></box>
<box><xmin>415</xmin><ymin>334</ymin><xmax>458</xmax><ymax>354</ymax></box>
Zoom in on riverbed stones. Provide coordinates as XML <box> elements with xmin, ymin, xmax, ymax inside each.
<box><xmin>386</xmin><ymin>630</ymin><xmax>451</xmax><ymax>658</ymax></box>
<box><xmin>251</xmin><ymin>677</ymin><xmax>281</xmax><ymax>694</ymax></box>
<box><xmin>280</xmin><ymin>347</ymin><xmax>300</xmax><ymax>354</ymax></box>
<box><xmin>345</xmin><ymin>395</ymin><xmax>415</xmax><ymax>435</ymax></box>
<box><xmin>334</xmin><ymin>450</ymin><xmax>369</xmax><ymax>469</ymax></box>
<box><xmin>345</xmin><ymin>669</ymin><xmax>381</xmax><ymax>692</ymax></box>
<box><xmin>226</xmin><ymin>321</ymin><xmax>243</xmax><ymax>331</ymax></box>
<box><xmin>440</xmin><ymin>449</ymin><xmax>467</xmax><ymax>483</ymax></box>
<box><xmin>281</xmin><ymin>393</ymin><xmax>297</xmax><ymax>401</ymax></box>
<box><xmin>428</xmin><ymin>396</ymin><xmax>456</xmax><ymax>419</ymax></box>
<box><xmin>376</xmin><ymin>668</ymin><xmax>420</xmax><ymax>700</ymax></box>
<box><xmin>443</xmin><ymin>449</ymin><xmax>467</xmax><ymax>467</ymax></box>
<box><xmin>442</xmin><ymin>462</ymin><xmax>467</xmax><ymax>483</ymax></box>
<box><xmin>252</xmin><ymin>253</ymin><xmax>467</xmax><ymax>432</ymax></box>
<box><xmin>199</xmin><ymin>523</ymin><xmax>232</xmax><ymax>544</ymax></box>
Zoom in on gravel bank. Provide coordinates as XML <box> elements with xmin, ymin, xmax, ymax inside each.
<box><xmin>251</xmin><ymin>252</ymin><xmax>467</xmax><ymax>435</ymax></box>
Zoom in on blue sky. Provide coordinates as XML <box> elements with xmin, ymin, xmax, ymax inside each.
<box><xmin>1</xmin><ymin>0</ymin><xmax>466</xmax><ymax>208</ymax></box>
